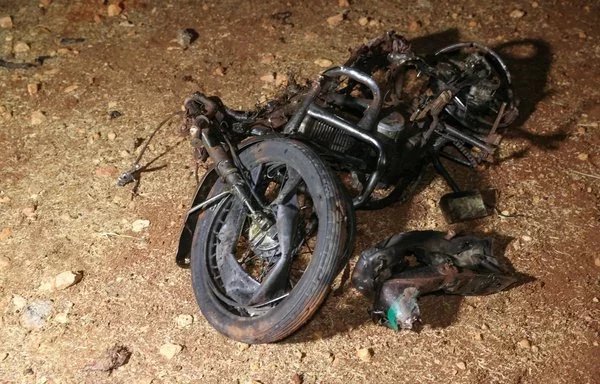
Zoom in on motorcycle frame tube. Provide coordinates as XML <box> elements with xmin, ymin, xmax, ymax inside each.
<box><xmin>306</xmin><ymin>104</ymin><xmax>387</xmax><ymax>208</ymax></box>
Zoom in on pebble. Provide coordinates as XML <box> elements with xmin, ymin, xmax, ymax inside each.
<box><xmin>0</xmin><ymin>255</ymin><xmax>10</xmax><ymax>270</ymax></box>
<box><xmin>54</xmin><ymin>270</ymin><xmax>83</xmax><ymax>290</ymax></box>
<box><xmin>95</xmin><ymin>165</ymin><xmax>118</xmax><ymax>177</ymax></box>
<box><xmin>40</xmin><ymin>0</ymin><xmax>53</xmax><ymax>6</ymax></box>
<box><xmin>510</xmin><ymin>9</ymin><xmax>525</xmax><ymax>18</ymax></box>
<box><xmin>356</xmin><ymin>347</ymin><xmax>373</xmax><ymax>362</ymax></box>
<box><xmin>577</xmin><ymin>153</ymin><xmax>589</xmax><ymax>161</ymax></box>
<box><xmin>408</xmin><ymin>20</ymin><xmax>422</xmax><ymax>32</ymax></box>
<box><xmin>456</xmin><ymin>361</ymin><xmax>467</xmax><ymax>370</ymax></box>
<box><xmin>292</xmin><ymin>373</ymin><xmax>303</xmax><ymax>384</ymax></box>
<box><xmin>175</xmin><ymin>314</ymin><xmax>193</xmax><ymax>328</ymax></box>
<box><xmin>327</xmin><ymin>13</ymin><xmax>345</xmax><ymax>26</ymax></box>
<box><xmin>159</xmin><ymin>343</ymin><xmax>182</xmax><ymax>359</ymax></box>
<box><xmin>517</xmin><ymin>339</ymin><xmax>531</xmax><ymax>349</ymax></box>
<box><xmin>275</xmin><ymin>73</ymin><xmax>288</xmax><ymax>87</ymax></box>
<box><xmin>27</xmin><ymin>83</ymin><xmax>40</xmax><ymax>96</ymax></box>
<box><xmin>107</xmin><ymin>3</ymin><xmax>122</xmax><ymax>17</ymax></box>
<box><xmin>358</xmin><ymin>17</ymin><xmax>369</xmax><ymax>26</ymax></box>
<box><xmin>63</xmin><ymin>84</ymin><xmax>78</xmax><ymax>93</ymax></box>
<box><xmin>592</xmin><ymin>297</ymin><xmax>599</xmax><ymax>303</ymax></box>
<box><xmin>20</xmin><ymin>300</ymin><xmax>53</xmax><ymax>330</ymax></box>
<box><xmin>260</xmin><ymin>73</ymin><xmax>275</xmax><ymax>83</ymax></box>
<box><xmin>314</xmin><ymin>58</ymin><xmax>333</xmax><ymax>68</ymax></box>
<box><xmin>338</xmin><ymin>0</ymin><xmax>350</xmax><ymax>7</ymax></box>
<box><xmin>0</xmin><ymin>227</ymin><xmax>12</xmax><ymax>241</ymax></box>
<box><xmin>213</xmin><ymin>65</ymin><xmax>226</xmax><ymax>76</ymax></box>
<box><xmin>107</xmin><ymin>131</ymin><xmax>117</xmax><ymax>141</ymax></box>
<box><xmin>237</xmin><ymin>342</ymin><xmax>250</xmax><ymax>351</ymax></box>
<box><xmin>260</xmin><ymin>54</ymin><xmax>275</xmax><ymax>64</ymax></box>
<box><xmin>14</xmin><ymin>41</ymin><xmax>30</xmax><ymax>53</ymax></box>
<box><xmin>531</xmin><ymin>1</ymin><xmax>539</xmax><ymax>8</ymax></box>
<box><xmin>473</xmin><ymin>333</ymin><xmax>483</xmax><ymax>341</ymax></box>
<box><xmin>54</xmin><ymin>312</ymin><xmax>68</xmax><ymax>323</ymax></box>
<box><xmin>0</xmin><ymin>16</ymin><xmax>13</xmax><ymax>29</ymax></box>
<box><xmin>31</xmin><ymin>110</ymin><xmax>47</xmax><ymax>125</ymax></box>
<box><xmin>595</xmin><ymin>256</ymin><xmax>600</xmax><ymax>268</ymax></box>
<box><xmin>12</xmin><ymin>295</ymin><xmax>27</xmax><ymax>310</ymax></box>
<box><xmin>531</xmin><ymin>345</ymin><xmax>539</xmax><ymax>353</ymax></box>
<box><xmin>177</xmin><ymin>28</ymin><xmax>198</xmax><ymax>49</ymax></box>
<box><xmin>22</xmin><ymin>206</ymin><xmax>37</xmax><ymax>218</ymax></box>
<box><xmin>131</xmin><ymin>219</ymin><xmax>150</xmax><ymax>232</ymax></box>
<box><xmin>521</xmin><ymin>235</ymin><xmax>532</xmax><ymax>242</ymax></box>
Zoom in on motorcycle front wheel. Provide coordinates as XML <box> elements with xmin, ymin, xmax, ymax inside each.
<box><xmin>191</xmin><ymin>139</ymin><xmax>354</xmax><ymax>343</ymax></box>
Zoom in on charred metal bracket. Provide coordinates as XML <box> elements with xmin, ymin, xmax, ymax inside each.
<box><xmin>351</xmin><ymin>230</ymin><xmax>517</xmax><ymax>330</ymax></box>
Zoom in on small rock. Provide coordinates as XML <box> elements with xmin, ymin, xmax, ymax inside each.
<box><xmin>27</xmin><ymin>83</ymin><xmax>40</xmax><ymax>96</ymax></box>
<box><xmin>356</xmin><ymin>347</ymin><xmax>373</xmax><ymax>362</ymax></box>
<box><xmin>175</xmin><ymin>314</ymin><xmax>193</xmax><ymax>328</ymax></box>
<box><xmin>40</xmin><ymin>0</ymin><xmax>53</xmax><ymax>6</ymax></box>
<box><xmin>326</xmin><ymin>13</ymin><xmax>345</xmax><ymax>26</ymax></box>
<box><xmin>509</xmin><ymin>9</ymin><xmax>525</xmax><ymax>18</ymax></box>
<box><xmin>213</xmin><ymin>65</ymin><xmax>226</xmax><ymax>76</ymax></box>
<box><xmin>84</xmin><ymin>345</ymin><xmax>132</xmax><ymax>372</ymax></box>
<box><xmin>109</xmin><ymin>110</ymin><xmax>122</xmax><ymax>119</ymax></box>
<box><xmin>237</xmin><ymin>342</ymin><xmax>250</xmax><ymax>351</ymax></box>
<box><xmin>531</xmin><ymin>1</ymin><xmax>539</xmax><ymax>8</ymax></box>
<box><xmin>500</xmin><ymin>210</ymin><xmax>510</xmax><ymax>216</ymax></box>
<box><xmin>368</xmin><ymin>19</ymin><xmax>380</xmax><ymax>27</ymax></box>
<box><xmin>314</xmin><ymin>58</ymin><xmax>333</xmax><ymax>68</ymax></box>
<box><xmin>481</xmin><ymin>323</ymin><xmax>489</xmax><ymax>330</ymax></box>
<box><xmin>107</xmin><ymin>3</ymin><xmax>123</xmax><ymax>17</ymax></box>
<box><xmin>22</xmin><ymin>206</ymin><xmax>37</xmax><ymax>218</ymax></box>
<box><xmin>177</xmin><ymin>28</ymin><xmax>198</xmax><ymax>49</ymax></box>
<box><xmin>260</xmin><ymin>73</ymin><xmax>275</xmax><ymax>83</ymax></box>
<box><xmin>63</xmin><ymin>84</ymin><xmax>78</xmax><ymax>93</ymax></box>
<box><xmin>0</xmin><ymin>256</ymin><xmax>10</xmax><ymax>270</ymax></box>
<box><xmin>275</xmin><ymin>73</ymin><xmax>288</xmax><ymax>87</ymax></box>
<box><xmin>0</xmin><ymin>227</ymin><xmax>12</xmax><ymax>241</ymax></box>
<box><xmin>159</xmin><ymin>343</ymin><xmax>182</xmax><ymax>359</ymax></box>
<box><xmin>594</xmin><ymin>256</ymin><xmax>600</xmax><ymax>268</ymax></box>
<box><xmin>593</xmin><ymin>297</ymin><xmax>599</xmax><ymax>303</ymax></box>
<box><xmin>0</xmin><ymin>16</ymin><xmax>13</xmax><ymax>29</ymax></box>
<box><xmin>20</xmin><ymin>300</ymin><xmax>53</xmax><ymax>330</ymax></box>
<box><xmin>577</xmin><ymin>153</ymin><xmax>589</xmax><ymax>161</ymax></box>
<box><xmin>31</xmin><ymin>110</ymin><xmax>47</xmax><ymax>125</ymax></box>
<box><xmin>23</xmin><ymin>367</ymin><xmax>34</xmax><ymax>375</ymax></box>
<box><xmin>54</xmin><ymin>312</ymin><xmax>69</xmax><ymax>323</ymax></box>
<box><xmin>292</xmin><ymin>373</ymin><xmax>303</xmax><ymax>384</ymax></box>
<box><xmin>408</xmin><ymin>20</ymin><xmax>421</xmax><ymax>32</ymax></box>
<box><xmin>14</xmin><ymin>41</ymin><xmax>30</xmax><ymax>53</ymax></box>
<box><xmin>107</xmin><ymin>131</ymin><xmax>117</xmax><ymax>141</ymax></box>
<box><xmin>54</xmin><ymin>270</ymin><xmax>83</xmax><ymax>290</ymax></box>
<box><xmin>521</xmin><ymin>235</ymin><xmax>532</xmax><ymax>242</ymax></box>
<box><xmin>12</xmin><ymin>295</ymin><xmax>27</xmax><ymax>310</ymax></box>
<box><xmin>260</xmin><ymin>54</ymin><xmax>275</xmax><ymax>64</ymax></box>
<box><xmin>531</xmin><ymin>345</ymin><xmax>539</xmax><ymax>353</ymax></box>
<box><xmin>517</xmin><ymin>339</ymin><xmax>531</xmax><ymax>349</ymax></box>
<box><xmin>95</xmin><ymin>165</ymin><xmax>119</xmax><ymax>177</ymax></box>
<box><xmin>473</xmin><ymin>333</ymin><xmax>483</xmax><ymax>341</ymax></box>
<box><xmin>131</xmin><ymin>219</ymin><xmax>150</xmax><ymax>232</ymax></box>
<box><xmin>358</xmin><ymin>16</ymin><xmax>369</xmax><ymax>26</ymax></box>
<box><xmin>456</xmin><ymin>361</ymin><xmax>467</xmax><ymax>370</ymax></box>
<box><xmin>338</xmin><ymin>0</ymin><xmax>350</xmax><ymax>7</ymax></box>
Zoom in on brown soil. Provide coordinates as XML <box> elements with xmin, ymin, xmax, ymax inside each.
<box><xmin>0</xmin><ymin>1</ymin><xmax>599</xmax><ymax>383</ymax></box>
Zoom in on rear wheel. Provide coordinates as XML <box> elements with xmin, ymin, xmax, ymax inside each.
<box><xmin>191</xmin><ymin>139</ymin><xmax>354</xmax><ymax>343</ymax></box>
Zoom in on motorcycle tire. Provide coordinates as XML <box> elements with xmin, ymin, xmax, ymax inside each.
<box><xmin>191</xmin><ymin>138</ymin><xmax>354</xmax><ymax>343</ymax></box>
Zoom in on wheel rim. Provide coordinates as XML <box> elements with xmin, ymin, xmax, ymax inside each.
<box><xmin>203</xmin><ymin>160</ymin><xmax>319</xmax><ymax>317</ymax></box>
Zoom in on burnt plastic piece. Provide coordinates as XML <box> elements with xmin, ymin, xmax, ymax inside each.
<box><xmin>351</xmin><ymin>230</ymin><xmax>517</xmax><ymax>330</ymax></box>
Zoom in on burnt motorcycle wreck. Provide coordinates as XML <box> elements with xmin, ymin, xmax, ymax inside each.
<box><xmin>170</xmin><ymin>32</ymin><xmax>519</xmax><ymax>343</ymax></box>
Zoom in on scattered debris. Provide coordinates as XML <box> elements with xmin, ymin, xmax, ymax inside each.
<box><xmin>352</xmin><ymin>231</ymin><xmax>517</xmax><ymax>330</ymax></box>
<box><xmin>159</xmin><ymin>343</ymin><xmax>183</xmax><ymax>359</ymax></box>
<box><xmin>107</xmin><ymin>131</ymin><xmax>117</xmax><ymax>141</ymax></box>
<box><xmin>131</xmin><ymin>219</ymin><xmax>150</xmax><ymax>232</ymax></box>
<box><xmin>177</xmin><ymin>28</ymin><xmax>199</xmax><ymax>49</ymax></box>
<box><xmin>54</xmin><ymin>271</ymin><xmax>83</xmax><ymax>290</ymax></box>
<box><xmin>20</xmin><ymin>300</ymin><xmax>54</xmax><ymax>330</ymax></box>
<box><xmin>237</xmin><ymin>342</ymin><xmax>250</xmax><ymax>351</ymax></box>
<box><xmin>456</xmin><ymin>361</ymin><xmax>467</xmax><ymax>370</ymax></box>
<box><xmin>577</xmin><ymin>152</ymin><xmax>589</xmax><ymax>161</ymax></box>
<box><xmin>260</xmin><ymin>73</ymin><xmax>275</xmax><ymax>83</ymax></box>
<box><xmin>175</xmin><ymin>314</ymin><xmax>193</xmax><ymax>328</ymax></box>
<box><xmin>84</xmin><ymin>345</ymin><xmax>132</xmax><ymax>373</ymax></box>
<box><xmin>0</xmin><ymin>15</ymin><xmax>13</xmax><ymax>29</ymax></box>
<box><xmin>31</xmin><ymin>110</ymin><xmax>47</xmax><ymax>125</ymax></box>
<box><xmin>95</xmin><ymin>165</ymin><xmax>119</xmax><ymax>177</ymax></box>
<box><xmin>314</xmin><ymin>58</ymin><xmax>333</xmax><ymax>67</ymax></box>
<box><xmin>27</xmin><ymin>83</ymin><xmax>40</xmax><ymax>96</ymax></box>
<box><xmin>358</xmin><ymin>16</ymin><xmax>369</xmax><ymax>26</ymax></box>
<box><xmin>213</xmin><ymin>65</ymin><xmax>226</xmax><ymax>76</ymax></box>
<box><xmin>22</xmin><ymin>205</ymin><xmax>37</xmax><ymax>218</ymax></box>
<box><xmin>356</xmin><ymin>347</ymin><xmax>373</xmax><ymax>362</ymax></box>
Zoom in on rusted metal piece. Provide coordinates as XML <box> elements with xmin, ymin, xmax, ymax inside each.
<box><xmin>352</xmin><ymin>230</ymin><xmax>517</xmax><ymax>330</ymax></box>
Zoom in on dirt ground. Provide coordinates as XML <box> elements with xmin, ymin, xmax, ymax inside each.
<box><xmin>0</xmin><ymin>0</ymin><xmax>599</xmax><ymax>383</ymax></box>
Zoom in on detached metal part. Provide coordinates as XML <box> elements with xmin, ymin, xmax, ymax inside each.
<box><xmin>351</xmin><ymin>230</ymin><xmax>517</xmax><ymax>330</ymax></box>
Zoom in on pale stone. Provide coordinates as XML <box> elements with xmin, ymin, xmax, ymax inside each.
<box><xmin>54</xmin><ymin>270</ymin><xmax>83</xmax><ymax>290</ymax></box>
<box><xmin>159</xmin><ymin>343</ymin><xmax>182</xmax><ymax>359</ymax></box>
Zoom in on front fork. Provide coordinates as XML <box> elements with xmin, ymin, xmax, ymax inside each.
<box><xmin>200</xmin><ymin>125</ymin><xmax>272</xmax><ymax>230</ymax></box>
